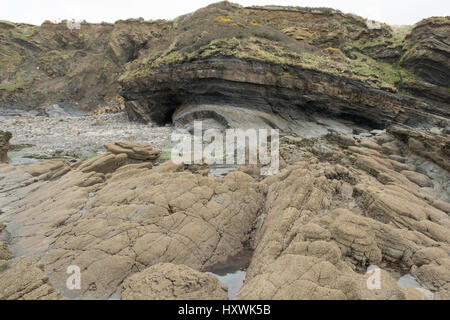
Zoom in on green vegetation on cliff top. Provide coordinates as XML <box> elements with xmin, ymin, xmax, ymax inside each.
<box><xmin>2</xmin><ymin>2</ymin><xmax>447</xmax><ymax>96</ymax></box>
<box><xmin>119</xmin><ymin>2</ymin><xmax>417</xmax><ymax>92</ymax></box>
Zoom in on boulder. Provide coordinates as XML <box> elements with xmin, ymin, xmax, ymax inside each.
<box><xmin>105</xmin><ymin>141</ymin><xmax>160</xmax><ymax>161</ymax></box>
<box><xmin>44</xmin><ymin>104</ymin><xmax>70</xmax><ymax>118</ymax></box>
<box><xmin>0</xmin><ymin>130</ymin><xmax>12</xmax><ymax>163</ymax></box>
<box><xmin>121</xmin><ymin>263</ymin><xmax>228</xmax><ymax>300</ymax></box>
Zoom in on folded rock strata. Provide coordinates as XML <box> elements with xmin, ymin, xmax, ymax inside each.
<box><xmin>2</xmin><ymin>3</ymin><xmax>448</xmax><ymax>130</ymax></box>
<box><xmin>119</xmin><ymin>4</ymin><xmax>449</xmax><ymax>131</ymax></box>
<box><xmin>121</xmin><ymin>57</ymin><xmax>449</xmax><ymax>131</ymax></box>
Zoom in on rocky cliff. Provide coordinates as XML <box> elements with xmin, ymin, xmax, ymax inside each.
<box><xmin>1</xmin><ymin>2</ymin><xmax>449</xmax><ymax>130</ymax></box>
<box><xmin>0</xmin><ymin>18</ymin><xmax>169</xmax><ymax>110</ymax></box>
<box><xmin>118</xmin><ymin>2</ymin><xmax>450</xmax><ymax>130</ymax></box>
<box><xmin>0</xmin><ymin>2</ymin><xmax>449</xmax><ymax>301</ymax></box>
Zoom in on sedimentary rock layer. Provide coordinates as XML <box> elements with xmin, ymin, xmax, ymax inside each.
<box><xmin>121</xmin><ymin>57</ymin><xmax>449</xmax><ymax>130</ymax></box>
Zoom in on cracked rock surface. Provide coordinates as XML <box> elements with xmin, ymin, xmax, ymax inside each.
<box><xmin>0</xmin><ymin>142</ymin><xmax>263</xmax><ymax>299</ymax></box>
<box><xmin>0</xmin><ymin>129</ymin><xmax>449</xmax><ymax>300</ymax></box>
<box><xmin>121</xmin><ymin>263</ymin><xmax>228</xmax><ymax>300</ymax></box>
<box><xmin>237</xmin><ymin>129</ymin><xmax>449</xmax><ymax>300</ymax></box>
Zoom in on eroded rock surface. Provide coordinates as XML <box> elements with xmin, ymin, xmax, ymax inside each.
<box><xmin>0</xmin><ymin>143</ymin><xmax>263</xmax><ymax>299</ymax></box>
<box><xmin>1</xmin><ymin>2</ymin><xmax>449</xmax><ymax>302</ymax></box>
<box><xmin>0</xmin><ymin>258</ymin><xmax>64</xmax><ymax>300</ymax></box>
<box><xmin>237</xmin><ymin>129</ymin><xmax>449</xmax><ymax>300</ymax></box>
<box><xmin>121</xmin><ymin>263</ymin><xmax>228</xmax><ymax>300</ymax></box>
<box><xmin>1</xmin><ymin>129</ymin><xmax>448</xmax><ymax>300</ymax></box>
<box><xmin>402</xmin><ymin>18</ymin><xmax>450</xmax><ymax>88</ymax></box>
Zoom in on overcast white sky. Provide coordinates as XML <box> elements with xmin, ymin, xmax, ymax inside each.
<box><xmin>2</xmin><ymin>0</ymin><xmax>449</xmax><ymax>26</ymax></box>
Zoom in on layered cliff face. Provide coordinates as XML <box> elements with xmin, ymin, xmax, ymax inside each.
<box><xmin>0</xmin><ymin>19</ymin><xmax>169</xmax><ymax>110</ymax></box>
<box><xmin>402</xmin><ymin>18</ymin><xmax>450</xmax><ymax>88</ymax></box>
<box><xmin>118</xmin><ymin>3</ymin><xmax>449</xmax><ymax>131</ymax></box>
<box><xmin>1</xmin><ymin>2</ymin><xmax>448</xmax><ymax>130</ymax></box>
<box><xmin>400</xmin><ymin>18</ymin><xmax>450</xmax><ymax>103</ymax></box>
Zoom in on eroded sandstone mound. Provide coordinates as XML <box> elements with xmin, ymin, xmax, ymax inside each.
<box><xmin>121</xmin><ymin>263</ymin><xmax>228</xmax><ymax>300</ymax></box>
<box><xmin>238</xmin><ymin>128</ymin><xmax>449</xmax><ymax>300</ymax></box>
<box><xmin>0</xmin><ymin>143</ymin><xmax>264</xmax><ymax>299</ymax></box>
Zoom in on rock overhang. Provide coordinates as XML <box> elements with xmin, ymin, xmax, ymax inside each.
<box><xmin>120</xmin><ymin>57</ymin><xmax>449</xmax><ymax>132</ymax></box>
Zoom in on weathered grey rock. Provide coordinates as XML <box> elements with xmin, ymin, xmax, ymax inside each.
<box><xmin>44</xmin><ymin>104</ymin><xmax>70</xmax><ymax>118</ymax></box>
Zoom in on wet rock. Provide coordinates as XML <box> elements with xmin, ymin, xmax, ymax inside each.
<box><xmin>121</xmin><ymin>263</ymin><xmax>228</xmax><ymax>300</ymax></box>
